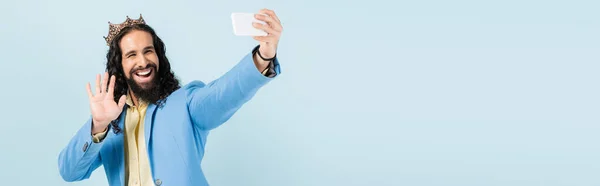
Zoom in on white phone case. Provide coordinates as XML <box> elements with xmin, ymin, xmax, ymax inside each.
<box><xmin>231</xmin><ymin>13</ymin><xmax>268</xmax><ymax>36</ymax></box>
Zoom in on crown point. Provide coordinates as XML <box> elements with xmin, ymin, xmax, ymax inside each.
<box><xmin>104</xmin><ymin>14</ymin><xmax>148</xmax><ymax>46</ymax></box>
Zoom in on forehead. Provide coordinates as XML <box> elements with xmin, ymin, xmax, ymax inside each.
<box><xmin>119</xmin><ymin>30</ymin><xmax>153</xmax><ymax>51</ymax></box>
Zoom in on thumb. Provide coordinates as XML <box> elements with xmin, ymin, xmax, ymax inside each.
<box><xmin>117</xmin><ymin>95</ymin><xmax>127</xmax><ymax>109</ymax></box>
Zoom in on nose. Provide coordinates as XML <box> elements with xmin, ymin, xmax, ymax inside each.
<box><xmin>136</xmin><ymin>54</ymin><xmax>150</xmax><ymax>69</ymax></box>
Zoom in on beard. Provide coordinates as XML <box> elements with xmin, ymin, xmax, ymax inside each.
<box><xmin>126</xmin><ymin>63</ymin><xmax>162</xmax><ymax>104</ymax></box>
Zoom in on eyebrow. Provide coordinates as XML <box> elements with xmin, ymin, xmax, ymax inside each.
<box><xmin>123</xmin><ymin>46</ymin><xmax>154</xmax><ymax>56</ymax></box>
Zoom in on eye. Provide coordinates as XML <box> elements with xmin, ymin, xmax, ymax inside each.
<box><xmin>127</xmin><ymin>53</ymin><xmax>136</xmax><ymax>58</ymax></box>
<box><xmin>145</xmin><ymin>50</ymin><xmax>154</xmax><ymax>54</ymax></box>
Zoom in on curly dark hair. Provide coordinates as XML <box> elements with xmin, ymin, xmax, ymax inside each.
<box><xmin>105</xmin><ymin>24</ymin><xmax>181</xmax><ymax>133</ymax></box>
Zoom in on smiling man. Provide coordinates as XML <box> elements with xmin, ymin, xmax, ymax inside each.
<box><xmin>58</xmin><ymin>9</ymin><xmax>282</xmax><ymax>186</ymax></box>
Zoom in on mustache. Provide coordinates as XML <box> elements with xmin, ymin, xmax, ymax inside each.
<box><xmin>130</xmin><ymin>63</ymin><xmax>158</xmax><ymax>76</ymax></box>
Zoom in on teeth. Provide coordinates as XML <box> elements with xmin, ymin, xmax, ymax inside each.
<box><xmin>136</xmin><ymin>69</ymin><xmax>151</xmax><ymax>76</ymax></box>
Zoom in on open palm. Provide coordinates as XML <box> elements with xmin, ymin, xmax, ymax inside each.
<box><xmin>86</xmin><ymin>72</ymin><xmax>127</xmax><ymax>133</ymax></box>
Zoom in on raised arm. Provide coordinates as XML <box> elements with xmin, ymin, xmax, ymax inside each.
<box><xmin>185</xmin><ymin>9</ymin><xmax>283</xmax><ymax>130</ymax></box>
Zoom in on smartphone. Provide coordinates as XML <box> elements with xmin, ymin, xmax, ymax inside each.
<box><xmin>231</xmin><ymin>13</ymin><xmax>268</xmax><ymax>36</ymax></box>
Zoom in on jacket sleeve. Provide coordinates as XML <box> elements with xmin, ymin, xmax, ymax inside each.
<box><xmin>185</xmin><ymin>50</ymin><xmax>281</xmax><ymax>130</ymax></box>
<box><xmin>58</xmin><ymin>117</ymin><xmax>105</xmax><ymax>182</ymax></box>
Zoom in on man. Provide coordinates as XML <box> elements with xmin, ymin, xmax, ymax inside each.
<box><xmin>58</xmin><ymin>9</ymin><xmax>283</xmax><ymax>186</ymax></box>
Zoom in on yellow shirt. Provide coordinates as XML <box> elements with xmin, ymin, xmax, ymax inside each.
<box><xmin>92</xmin><ymin>94</ymin><xmax>153</xmax><ymax>186</ymax></box>
<box><xmin>123</xmin><ymin>95</ymin><xmax>154</xmax><ymax>186</ymax></box>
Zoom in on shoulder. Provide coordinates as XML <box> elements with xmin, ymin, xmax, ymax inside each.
<box><xmin>183</xmin><ymin>80</ymin><xmax>207</xmax><ymax>90</ymax></box>
<box><xmin>182</xmin><ymin>80</ymin><xmax>210</xmax><ymax>96</ymax></box>
<box><xmin>177</xmin><ymin>80</ymin><xmax>213</xmax><ymax>102</ymax></box>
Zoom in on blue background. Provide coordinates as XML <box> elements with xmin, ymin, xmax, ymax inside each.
<box><xmin>0</xmin><ymin>0</ymin><xmax>599</xmax><ymax>185</ymax></box>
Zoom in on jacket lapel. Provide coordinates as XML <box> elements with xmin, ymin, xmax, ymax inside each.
<box><xmin>144</xmin><ymin>103</ymin><xmax>157</xmax><ymax>150</ymax></box>
<box><xmin>114</xmin><ymin>110</ymin><xmax>127</xmax><ymax>186</ymax></box>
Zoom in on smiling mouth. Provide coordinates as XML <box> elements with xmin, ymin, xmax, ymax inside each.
<box><xmin>135</xmin><ymin>68</ymin><xmax>152</xmax><ymax>77</ymax></box>
<box><xmin>131</xmin><ymin>67</ymin><xmax>155</xmax><ymax>85</ymax></box>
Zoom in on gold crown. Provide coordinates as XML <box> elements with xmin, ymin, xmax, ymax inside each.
<box><xmin>103</xmin><ymin>14</ymin><xmax>146</xmax><ymax>46</ymax></box>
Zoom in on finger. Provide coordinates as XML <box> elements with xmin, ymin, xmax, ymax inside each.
<box><xmin>86</xmin><ymin>83</ymin><xmax>94</xmax><ymax>99</ymax></box>
<box><xmin>101</xmin><ymin>72</ymin><xmax>108</xmax><ymax>94</ymax></box>
<box><xmin>255</xmin><ymin>14</ymin><xmax>282</xmax><ymax>32</ymax></box>
<box><xmin>117</xmin><ymin>95</ymin><xmax>127</xmax><ymax>108</ymax></box>
<box><xmin>95</xmin><ymin>74</ymin><xmax>101</xmax><ymax>94</ymax></box>
<box><xmin>259</xmin><ymin>9</ymin><xmax>280</xmax><ymax>23</ymax></box>
<box><xmin>253</xmin><ymin>22</ymin><xmax>280</xmax><ymax>37</ymax></box>
<box><xmin>107</xmin><ymin>75</ymin><xmax>116</xmax><ymax>99</ymax></box>
<box><xmin>253</xmin><ymin>36</ymin><xmax>278</xmax><ymax>43</ymax></box>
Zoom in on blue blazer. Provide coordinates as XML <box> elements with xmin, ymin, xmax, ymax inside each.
<box><xmin>58</xmin><ymin>52</ymin><xmax>281</xmax><ymax>186</ymax></box>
